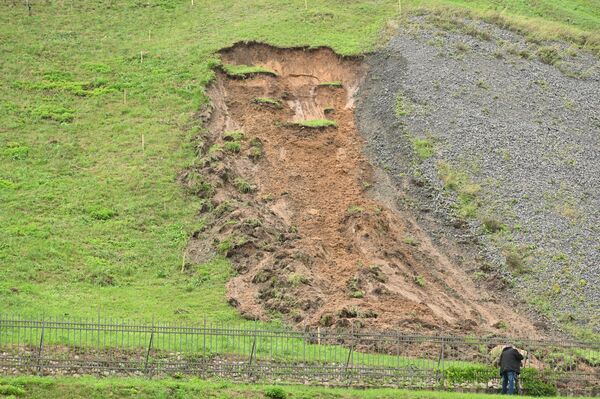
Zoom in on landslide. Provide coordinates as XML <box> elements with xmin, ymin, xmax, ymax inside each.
<box><xmin>185</xmin><ymin>42</ymin><xmax>542</xmax><ymax>337</ymax></box>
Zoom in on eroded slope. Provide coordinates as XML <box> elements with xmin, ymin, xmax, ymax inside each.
<box><xmin>186</xmin><ymin>43</ymin><xmax>541</xmax><ymax>336</ymax></box>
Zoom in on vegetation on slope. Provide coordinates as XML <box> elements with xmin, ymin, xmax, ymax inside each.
<box><xmin>0</xmin><ymin>0</ymin><xmax>399</xmax><ymax>324</ymax></box>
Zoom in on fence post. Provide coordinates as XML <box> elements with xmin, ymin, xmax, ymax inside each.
<box><xmin>439</xmin><ymin>337</ymin><xmax>446</xmax><ymax>388</ymax></box>
<box><xmin>144</xmin><ymin>320</ymin><xmax>154</xmax><ymax>376</ymax></box>
<box><xmin>396</xmin><ymin>332</ymin><xmax>401</xmax><ymax>386</ymax></box>
<box><xmin>247</xmin><ymin>322</ymin><xmax>257</xmax><ymax>379</ymax></box>
<box><xmin>344</xmin><ymin>325</ymin><xmax>354</xmax><ymax>383</ymax></box>
<box><xmin>37</xmin><ymin>318</ymin><xmax>45</xmax><ymax>375</ymax></box>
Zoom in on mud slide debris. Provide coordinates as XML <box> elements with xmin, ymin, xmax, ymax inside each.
<box><xmin>185</xmin><ymin>42</ymin><xmax>540</xmax><ymax>336</ymax></box>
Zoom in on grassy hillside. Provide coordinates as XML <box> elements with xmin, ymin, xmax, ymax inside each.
<box><xmin>0</xmin><ymin>0</ymin><xmax>399</xmax><ymax>324</ymax></box>
<box><xmin>0</xmin><ymin>376</ymin><xmax>589</xmax><ymax>399</ymax></box>
<box><xmin>1</xmin><ymin>0</ymin><xmax>598</xmax><ymax>326</ymax></box>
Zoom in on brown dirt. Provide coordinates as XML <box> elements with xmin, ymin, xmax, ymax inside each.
<box><xmin>186</xmin><ymin>42</ymin><xmax>542</xmax><ymax>337</ymax></box>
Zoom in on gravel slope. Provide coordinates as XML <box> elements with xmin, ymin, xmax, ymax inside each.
<box><xmin>356</xmin><ymin>18</ymin><xmax>600</xmax><ymax>334</ymax></box>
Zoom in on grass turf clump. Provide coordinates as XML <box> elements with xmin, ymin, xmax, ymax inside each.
<box><xmin>292</xmin><ymin>119</ymin><xmax>337</xmax><ymax>128</ymax></box>
<box><xmin>221</xmin><ymin>64</ymin><xmax>278</xmax><ymax>78</ymax></box>
<box><xmin>411</xmin><ymin>138</ymin><xmax>434</xmax><ymax>160</ymax></box>
<box><xmin>223</xmin><ymin>131</ymin><xmax>244</xmax><ymax>142</ymax></box>
<box><xmin>318</xmin><ymin>81</ymin><xmax>343</xmax><ymax>88</ymax></box>
<box><xmin>252</xmin><ymin>97</ymin><xmax>282</xmax><ymax>108</ymax></box>
<box><xmin>223</xmin><ymin>141</ymin><xmax>241</xmax><ymax>153</ymax></box>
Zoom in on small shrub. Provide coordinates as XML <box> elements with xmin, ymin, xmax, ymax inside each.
<box><xmin>264</xmin><ymin>386</ymin><xmax>287</xmax><ymax>399</ymax></box>
<box><xmin>521</xmin><ymin>368</ymin><xmax>558</xmax><ymax>397</ymax></box>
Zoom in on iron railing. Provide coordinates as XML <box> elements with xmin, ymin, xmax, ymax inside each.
<box><xmin>0</xmin><ymin>314</ymin><xmax>598</xmax><ymax>395</ymax></box>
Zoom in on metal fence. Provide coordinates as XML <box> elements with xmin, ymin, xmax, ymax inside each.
<box><xmin>1</xmin><ymin>314</ymin><xmax>599</xmax><ymax>395</ymax></box>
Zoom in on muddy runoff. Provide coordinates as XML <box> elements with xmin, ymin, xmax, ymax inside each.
<box><xmin>184</xmin><ymin>42</ymin><xmax>539</xmax><ymax>336</ymax></box>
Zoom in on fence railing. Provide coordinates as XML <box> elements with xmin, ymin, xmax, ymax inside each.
<box><xmin>0</xmin><ymin>314</ymin><xmax>599</xmax><ymax>395</ymax></box>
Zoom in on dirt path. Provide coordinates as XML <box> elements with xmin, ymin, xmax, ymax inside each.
<box><xmin>187</xmin><ymin>43</ymin><xmax>543</xmax><ymax>337</ymax></box>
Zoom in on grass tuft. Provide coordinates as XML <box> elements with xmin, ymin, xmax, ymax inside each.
<box><xmin>292</xmin><ymin>119</ymin><xmax>337</xmax><ymax>128</ymax></box>
<box><xmin>252</xmin><ymin>97</ymin><xmax>282</xmax><ymax>108</ymax></box>
<box><xmin>411</xmin><ymin>138</ymin><xmax>434</xmax><ymax>160</ymax></box>
<box><xmin>318</xmin><ymin>81</ymin><xmax>343</xmax><ymax>88</ymax></box>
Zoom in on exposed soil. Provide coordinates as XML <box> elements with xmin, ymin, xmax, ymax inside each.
<box><xmin>186</xmin><ymin>42</ymin><xmax>542</xmax><ymax>337</ymax></box>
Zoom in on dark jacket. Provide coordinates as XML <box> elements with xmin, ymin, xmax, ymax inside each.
<box><xmin>499</xmin><ymin>346</ymin><xmax>524</xmax><ymax>374</ymax></box>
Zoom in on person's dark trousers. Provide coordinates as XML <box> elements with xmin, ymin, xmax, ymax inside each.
<box><xmin>501</xmin><ymin>371</ymin><xmax>517</xmax><ymax>394</ymax></box>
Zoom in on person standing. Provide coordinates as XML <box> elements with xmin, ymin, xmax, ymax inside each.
<box><xmin>499</xmin><ymin>345</ymin><xmax>525</xmax><ymax>394</ymax></box>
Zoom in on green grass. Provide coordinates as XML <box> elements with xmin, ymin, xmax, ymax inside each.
<box><xmin>252</xmin><ymin>97</ymin><xmax>282</xmax><ymax>108</ymax></box>
<box><xmin>437</xmin><ymin>161</ymin><xmax>481</xmax><ymax>219</ymax></box>
<box><xmin>0</xmin><ymin>376</ymin><xmax>587</xmax><ymax>399</ymax></box>
<box><xmin>0</xmin><ymin>0</ymin><xmax>399</xmax><ymax>325</ymax></box>
<box><xmin>221</xmin><ymin>64</ymin><xmax>278</xmax><ymax>78</ymax></box>
<box><xmin>411</xmin><ymin>138</ymin><xmax>434</xmax><ymax>160</ymax></box>
<box><xmin>395</xmin><ymin>92</ymin><xmax>413</xmax><ymax>117</ymax></box>
<box><xmin>318</xmin><ymin>81</ymin><xmax>343</xmax><ymax>87</ymax></box>
<box><xmin>293</xmin><ymin>119</ymin><xmax>338</xmax><ymax>128</ymax></box>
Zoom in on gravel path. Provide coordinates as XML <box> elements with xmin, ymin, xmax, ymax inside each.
<box><xmin>356</xmin><ymin>18</ymin><xmax>600</xmax><ymax>333</ymax></box>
